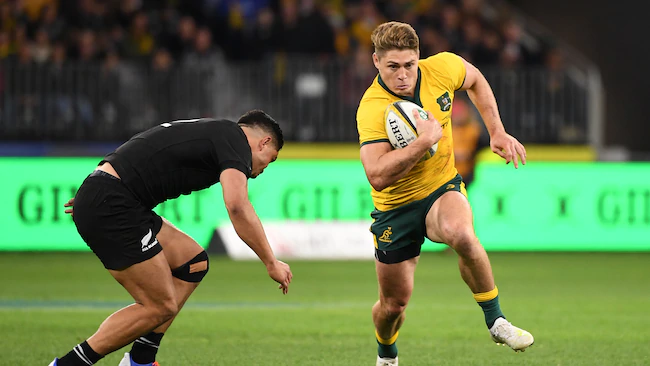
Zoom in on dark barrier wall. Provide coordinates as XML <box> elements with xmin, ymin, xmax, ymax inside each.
<box><xmin>509</xmin><ymin>0</ymin><xmax>650</xmax><ymax>154</ymax></box>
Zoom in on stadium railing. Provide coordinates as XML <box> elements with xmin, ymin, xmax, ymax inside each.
<box><xmin>0</xmin><ymin>56</ymin><xmax>597</xmax><ymax>145</ymax></box>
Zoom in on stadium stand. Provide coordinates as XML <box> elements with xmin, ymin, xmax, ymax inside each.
<box><xmin>0</xmin><ymin>0</ymin><xmax>596</xmax><ymax>144</ymax></box>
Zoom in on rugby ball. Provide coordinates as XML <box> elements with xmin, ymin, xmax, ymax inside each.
<box><xmin>385</xmin><ymin>100</ymin><xmax>438</xmax><ymax>160</ymax></box>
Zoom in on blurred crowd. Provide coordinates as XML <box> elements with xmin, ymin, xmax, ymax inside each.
<box><xmin>0</xmin><ymin>0</ymin><xmax>584</xmax><ymax>144</ymax></box>
<box><xmin>0</xmin><ymin>0</ymin><xmax>552</xmax><ymax>67</ymax></box>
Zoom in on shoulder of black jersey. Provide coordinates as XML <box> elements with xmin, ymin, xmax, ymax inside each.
<box><xmin>199</xmin><ymin>118</ymin><xmax>236</xmax><ymax>124</ymax></box>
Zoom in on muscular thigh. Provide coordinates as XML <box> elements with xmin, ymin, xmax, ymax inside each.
<box><xmin>109</xmin><ymin>250</ymin><xmax>175</xmax><ymax>306</ymax></box>
<box><xmin>156</xmin><ymin>217</ymin><xmax>205</xmax><ymax>270</ymax></box>
<box><xmin>376</xmin><ymin>256</ymin><xmax>418</xmax><ymax>304</ymax></box>
<box><xmin>425</xmin><ymin>190</ymin><xmax>476</xmax><ymax>245</ymax></box>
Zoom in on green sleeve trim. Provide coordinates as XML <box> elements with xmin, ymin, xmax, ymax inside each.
<box><xmin>455</xmin><ymin>59</ymin><xmax>467</xmax><ymax>91</ymax></box>
<box><xmin>456</xmin><ymin>71</ymin><xmax>467</xmax><ymax>91</ymax></box>
<box><xmin>360</xmin><ymin>139</ymin><xmax>390</xmax><ymax>147</ymax></box>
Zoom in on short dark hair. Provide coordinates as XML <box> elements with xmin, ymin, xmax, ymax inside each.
<box><xmin>237</xmin><ymin>109</ymin><xmax>284</xmax><ymax>150</ymax></box>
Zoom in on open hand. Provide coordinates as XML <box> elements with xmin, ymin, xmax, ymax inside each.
<box><xmin>490</xmin><ymin>132</ymin><xmax>527</xmax><ymax>168</ymax></box>
<box><xmin>267</xmin><ymin>260</ymin><xmax>293</xmax><ymax>294</ymax></box>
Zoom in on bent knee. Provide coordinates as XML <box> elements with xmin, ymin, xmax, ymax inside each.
<box><xmin>151</xmin><ymin>298</ymin><xmax>178</xmax><ymax>323</ymax></box>
<box><xmin>443</xmin><ymin>228</ymin><xmax>479</xmax><ymax>254</ymax></box>
<box><xmin>382</xmin><ymin>299</ymin><xmax>408</xmax><ymax>318</ymax></box>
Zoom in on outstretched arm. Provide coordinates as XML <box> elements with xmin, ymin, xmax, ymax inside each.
<box><xmin>220</xmin><ymin>168</ymin><xmax>293</xmax><ymax>294</ymax></box>
<box><xmin>459</xmin><ymin>58</ymin><xmax>527</xmax><ymax>168</ymax></box>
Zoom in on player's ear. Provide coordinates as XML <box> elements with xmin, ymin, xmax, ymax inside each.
<box><xmin>372</xmin><ymin>52</ymin><xmax>380</xmax><ymax>69</ymax></box>
<box><xmin>259</xmin><ymin>136</ymin><xmax>272</xmax><ymax>150</ymax></box>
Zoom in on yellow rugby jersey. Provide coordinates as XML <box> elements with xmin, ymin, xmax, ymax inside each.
<box><xmin>357</xmin><ymin>52</ymin><xmax>467</xmax><ymax>211</ymax></box>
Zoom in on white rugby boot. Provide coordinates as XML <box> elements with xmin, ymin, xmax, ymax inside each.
<box><xmin>376</xmin><ymin>355</ymin><xmax>398</xmax><ymax>365</ymax></box>
<box><xmin>489</xmin><ymin>317</ymin><xmax>534</xmax><ymax>352</ymax></box>
<box><xmin>48</xmin><ymin>359</ymin><xmax>58</xmax><ymax>366</ymax></box>
<box><xmin>118</xmin><ymin>353</ymin><xmax>131</xmax><ymax>366</ymax></box>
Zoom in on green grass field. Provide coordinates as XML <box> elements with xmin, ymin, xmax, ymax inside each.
<box><xmin>1</xmin><ymin>252</ymin><xmax>649</xmax><ymax>365</ymax></box>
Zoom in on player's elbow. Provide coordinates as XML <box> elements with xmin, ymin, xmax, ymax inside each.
<box><xmin>367</xmin><ymin>174</ymin><xmax>389</xmax><ymax>192</ymax></box>
<box><xmin>225</xmin><ymin>198</ymin><xmax>248</xmax><ymax>217</ymax></box>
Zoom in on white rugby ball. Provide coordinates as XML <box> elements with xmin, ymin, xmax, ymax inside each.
<box><xmin>384</xmin><ymin>100</ymin><xmax>438</xmax><ymax>160</ymax></box>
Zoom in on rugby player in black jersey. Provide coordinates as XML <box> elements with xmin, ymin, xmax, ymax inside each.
<box><xmin>50</xmin><ymin>110</ymin><xmax>292</xmax><ymax>366</ymax></box>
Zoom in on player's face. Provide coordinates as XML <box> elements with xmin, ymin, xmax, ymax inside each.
<box><xmin>251</xmin><ymin>142</ymin><xmax>278</xmax><ymax>179</ymax></box>
<box><xmin>373</xmin><ymin>49</ymin><xmax>419</xmax><ymax>97</ymax></box>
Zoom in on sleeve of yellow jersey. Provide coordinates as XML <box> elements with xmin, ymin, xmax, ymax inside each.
<box><xmin>426</xmin><ymin>52</ymin><xmax>467</xmax><ymax>91</ymax></box>
<box><xmin>357</xmin><ymin>98</ymin><xmax>390</xmax><ymax>147</ymax></box>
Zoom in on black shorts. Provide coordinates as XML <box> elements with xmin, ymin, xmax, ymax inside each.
<box><xmin>73</xmin><ymin>170</ymin><xmax>163</xmax><ymax>270</ymax></box>
<box><xmin>375</xmin><ymin>244</ymin><xmax>422</xmax><ymax>264</ymax></box>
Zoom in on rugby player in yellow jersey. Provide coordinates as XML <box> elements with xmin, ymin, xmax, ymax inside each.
<box><xmin>356</xmin><ymin>22</ymin><xmax>534</xmax><ymax>366</ymax></box>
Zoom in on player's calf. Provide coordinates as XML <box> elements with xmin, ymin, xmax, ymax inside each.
<box><xmin>127</xmin><ymin>251</ymin><xmax>209</xmax><ymax>365</ymax></box>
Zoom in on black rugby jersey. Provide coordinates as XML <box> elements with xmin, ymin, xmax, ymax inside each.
<box><xmin>101</xmin><ymin>118</ymin><xmax>252</xmax><ymax>209</ymax></box>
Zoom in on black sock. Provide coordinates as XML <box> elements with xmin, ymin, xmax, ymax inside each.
<box><xmin>130</xmin><ymin>332</ymin><xmax>165</xmax><ymax>364</ymax></box>
<box><xmin>58</xmin><ymin>341</ymin><xmax>103</xmax><ymax>366</ymax></box>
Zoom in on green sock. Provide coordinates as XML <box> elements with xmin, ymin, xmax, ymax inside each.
<box><xmin>377</xmin><ymin>340</ymin><xmax>398</xmax><ymax>359</ymax></box>
<box><xmin>477</xmin><ymin>295</ymin><xmax>505</xmax><ymax>328</ymax></box>
<box><xmin>376</xmin><ymin>330</ymin><xmax>398</xmax><ymax>358</ymax></box>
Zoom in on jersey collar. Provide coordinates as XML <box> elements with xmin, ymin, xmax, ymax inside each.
<box><xmin>377</xmin><ymin>68</ymin><xmax>423</xmax><ymax>107</ymax></box>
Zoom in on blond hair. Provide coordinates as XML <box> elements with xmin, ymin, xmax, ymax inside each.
<box><xmin>371</xmin><ymin>21</ymin><xmax>419</xmax><ymax>57</ymax></box>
